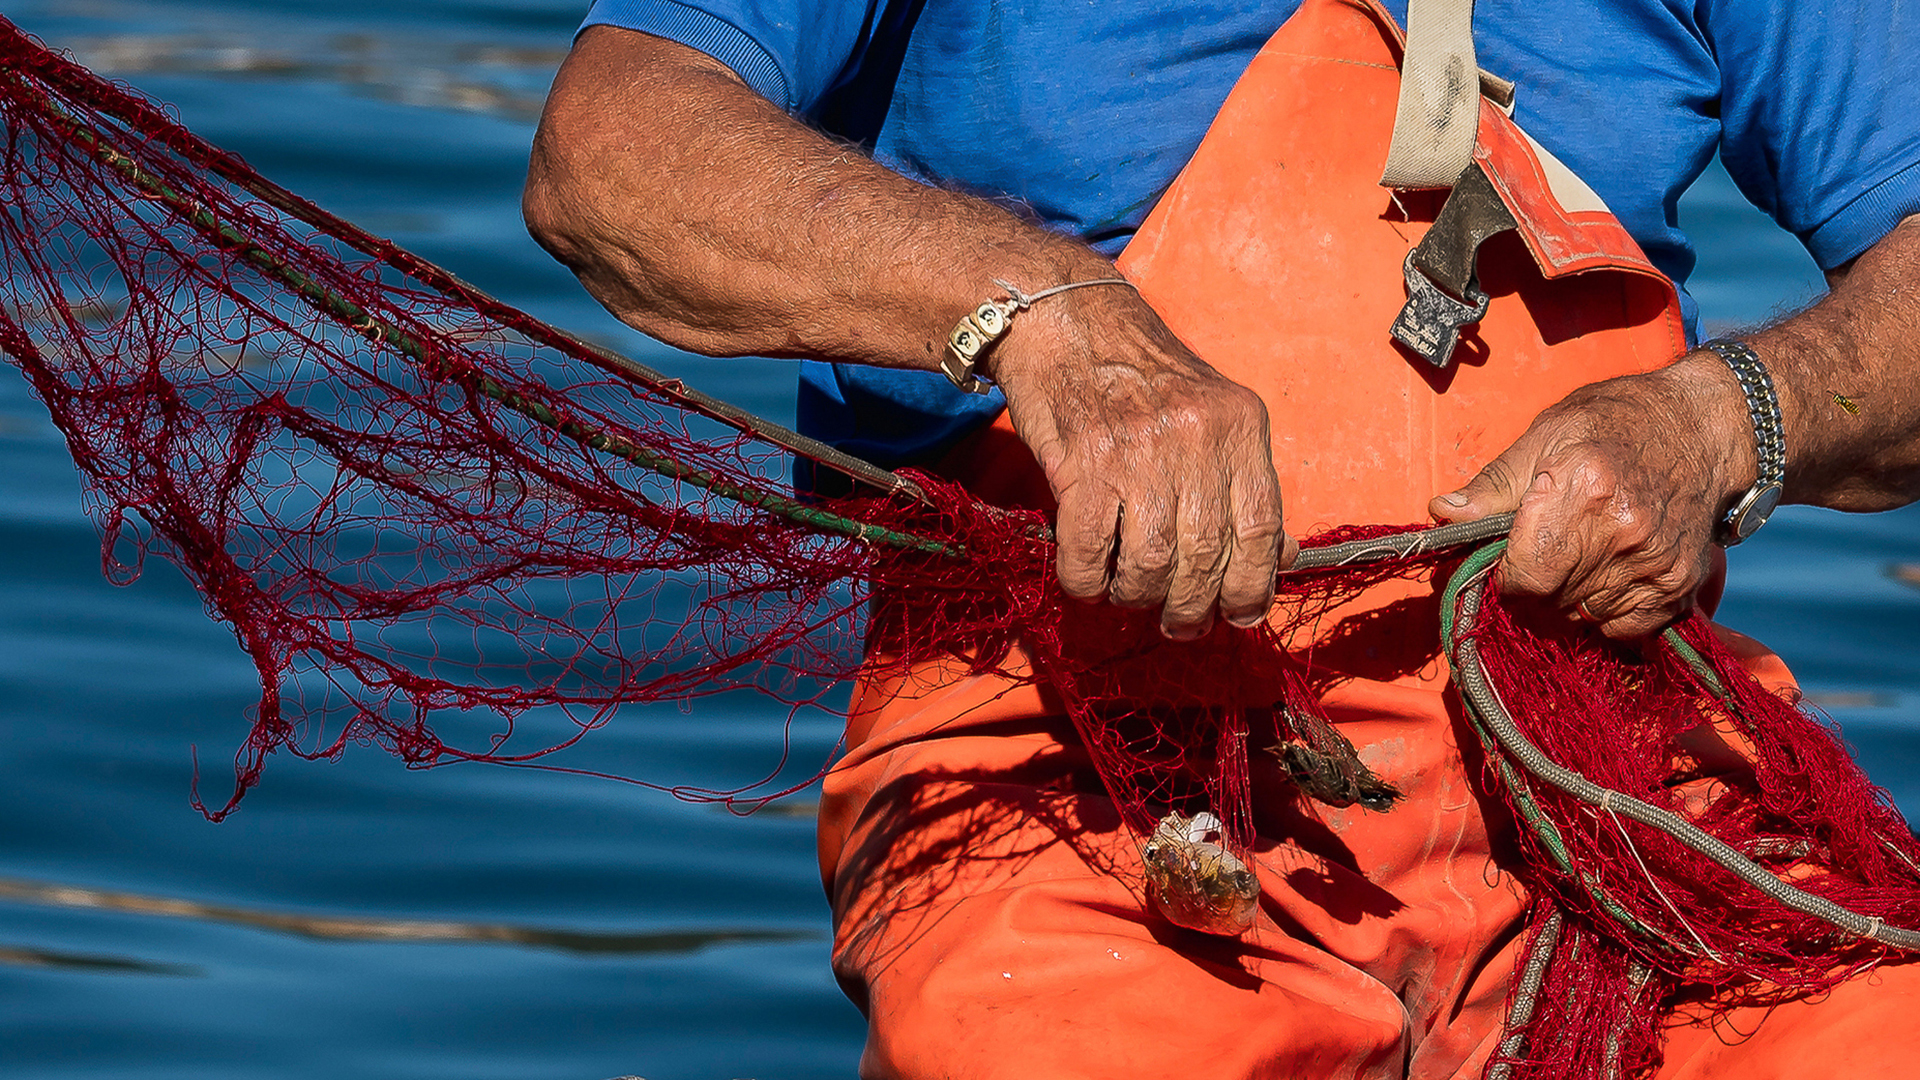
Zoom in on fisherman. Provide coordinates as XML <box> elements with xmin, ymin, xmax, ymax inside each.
<box><xmin>522</xmin><ymin>1</ymin><xmax>1920</xmax><ymax>1075</ymax></box>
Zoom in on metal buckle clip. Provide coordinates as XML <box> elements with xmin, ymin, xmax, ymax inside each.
<box><xmin>1389</xmin><ymin>250</ymin><xmax>1489</xmax><ymax>369</ymax></box>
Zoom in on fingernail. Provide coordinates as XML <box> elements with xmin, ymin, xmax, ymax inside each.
<box><xmin>1163</xmin><ymin>620</ymin><xmax>1211</xmax><ymax>642</ymax></box>
<box><xmin>1437</xmin><ymin>491</ymin><xmax>1470</xmax><ymax>508</ymax></box>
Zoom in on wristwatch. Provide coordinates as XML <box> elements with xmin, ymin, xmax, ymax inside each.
<box><xmin>1701</xmin><ymin>340</ymin><xmax>1785</xmax><ymax>545</ymax></box>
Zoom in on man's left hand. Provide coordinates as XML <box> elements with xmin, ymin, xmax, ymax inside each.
<box><xmin>1427</xmin><ymin>354</ymin><xmax>1752</xmax><ymax>640</ymax></box>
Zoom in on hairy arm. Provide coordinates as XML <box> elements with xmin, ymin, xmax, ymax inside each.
<box><xmin>523</xmin><ymin>27</ymin><xmax>1288</xmax><ymax>638</ymax></box>
<box><xmin>1433</xmin><ymin>214</ymin><xmax>1920</xmax><ymax>639</ymax></box>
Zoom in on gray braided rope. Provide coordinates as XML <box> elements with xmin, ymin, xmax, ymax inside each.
<box><xmin>1485</xmin><ymin>907</ymin><xmax>1564</xmax><ymax>1080</ymax></box>
<box><xmin>1289</xmin><ymin>512</ymin><xmax>1516</xmax><ymax>571</ymax></box>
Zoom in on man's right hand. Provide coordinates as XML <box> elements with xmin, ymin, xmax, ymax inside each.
<box><xmin>989</xmin><ymin>286</ymin><xmax>1292</xmax><ymax>640</ymax></box>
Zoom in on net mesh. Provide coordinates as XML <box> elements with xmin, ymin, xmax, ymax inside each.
<box><xmin>1461</xmin><ymin>593</ymin><xmax>1920</xmax><ymax>1079</ymax></box>
<box><xmin>0</xmin><ymin>14</ymin><xmax>1403</xmax><ymax>840</ymax></box>
<box><xmin>5</xmin><ymin>19</ymin><xmax>1920</xmax><ymax>1079</ymax></box>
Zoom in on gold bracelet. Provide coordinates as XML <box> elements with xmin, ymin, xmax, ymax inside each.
<box><xmin>939</xmin><ymin>276</ymin><xmax>1136</xmax><ymax>394</ymax></box>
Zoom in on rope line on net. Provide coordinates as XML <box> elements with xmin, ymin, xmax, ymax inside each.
<box><xmin>1485</xmin><ymin>908</ymin><xmax>1565</xmax><ymax>1080</ymax></box>
<box><xmin>9</xmin><ymin>46</ymin><xmax>927</xmax><ymax>507</ymax></box>
<box><xmin>1287</xmin><ymin>510</ymin><xmax>1514</xmax><ymax>571</ymax></box>
<box><xmin>29</xmin><ymin>89</ymin><xmax>963</xmax><ymax>560</ymax></box>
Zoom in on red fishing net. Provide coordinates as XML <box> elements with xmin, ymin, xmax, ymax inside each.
<box><xmin>4</xmin><ymin>18</ymin><xmax>1920</xmax><ymax>1080</ymax></box>
<box><xmin>0</xmin><ymin>12</ymin><xmax>1392</xmax><ymax>842</ymax></box>
<box><xmin>1457</xmin><ymin>583</ymin><xmax>1920</xmax><ymax>1079</ymax></box>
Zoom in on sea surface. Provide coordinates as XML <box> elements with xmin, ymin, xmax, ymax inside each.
<box><xmin>0</xmin><ymin>3</ymin><xmax>1916</xmax><ymax>1078</ymax></box>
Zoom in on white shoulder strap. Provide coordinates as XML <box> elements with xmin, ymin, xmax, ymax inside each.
<box><xmin>1380</xmin><ymin>0</ymin><xmax>1481</xmax><ymax>189</ymax></box>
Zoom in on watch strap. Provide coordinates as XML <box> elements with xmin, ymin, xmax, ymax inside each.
<box><xmin>1701</xmin><ymin>339</ymin><xmax>1786</xmax><ymax>545</ymax></box>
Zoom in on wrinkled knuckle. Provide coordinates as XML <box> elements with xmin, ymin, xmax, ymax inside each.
<box><xmin>1150</xmin><ymin>401</ymin><xmax>1202</xmax><ymax>436</ymax></box>
<box><xmin>1132</xmin><ymin>534</ymin><xmax>1177</xmax><ymax>574</ymax></box>
<box><xmin>1049</xmin><ymin>475</ymin><xmax>1095</xmax><ymax>515</ymax></box>
<box><xmin>1603</xmin><ymin>617</ymin><xmax>1656</xmax><ymax>642</ymax></box>
<box><xmin>1182</xmin><ymin>532</ymin><xmax>1231</xmax><ymax>570</ymax></box>
<box><xmin>1651</xmin><ymin>565</ymin><xmax>1696</xmax><ymax>594</ymax></box>
<box><xmin>1617</xmin><ymin>585</ymin><xmax>1662</xmax><ymax>613</ymax></box>
<box><xmin>1055</xmin><ymin>506</ymin><xmax>1111</xmax><ymax>550</ymax></box>
<box><xmin>1229</xmin><ymin>400</ymin><xmax>1274</xmax><ymax>444</ymax></box>
<box><xmin>1602</xmin><ymin>502</ymin><xmax>1657</xmax><ymax>545</ymax></box>
<box><xmin>1084</xmin><ymin>421</ymin><xmax>1138</xmax><ymax>459</ymax></box>
<box><xmin>1103</xmin><ymin>567</ymin><xmax>1146</xmax><ymax>603</ymax></box>
<box><xmin>1027</xmin><ymin>432</ymin><xmax>1071</xmax><ymax>476</ymax></box>
<box><xmin>1234</xmin><ymin>506</ymin><xmax>1284</xmax><ymax>544</ymax></box>
<box><xmin>1219</xmin><ymin>569</ymin><xmax>1271</xmax><ymax>602</ymax></box>
<box><xmin>1497</xmin><ymin>560</ymin><xmax>1555</xmax><ymax>598</ymax></box>
<box><xmin>1621</xmin><ymin>586</ymin><xmax>1685</xmax><ymax>624</ymax></box>
<box><xmin>1055</xmin><ymin>531</ymin><xmax>1104</xmax><ymax>563</ymax></box>
<box><xmin>1055</xmin><ymin>540</ymin><xmax>1112</xmax><ymax>596</ymax></box>
<box><xmin>1163</xmin><ymin>586</ymin><xmax>1214</xmax><ymax>617</ymax></box>
<box><xmin>1602</xmin><ymin>497</ymin><xmax>1641</xmax><ymax>530</ymax></box>
<box><xmin>1562</xmin><ymin>475</ymin><xmax>1618</xmax><ymax>516</ymax></box>
<box><xmin>1237</xmin><ymin>492</ymin><xmax>1283</xmax><ymax>539</ymax></box>
<box><xmin>1110</xmin><ymin>553</ymin><xmax>1174</xmax><ymax>607</ymax></box>
<box><xmin>1224</xmin><ymin>381</ymin><xmax>1268</xmax><ymax>417</ymax></box>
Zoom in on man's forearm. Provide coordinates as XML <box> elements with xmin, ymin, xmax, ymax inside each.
<box><xmin>522</xmin><ymin>26</ymin><xmax>1111</xmax><ymax>370</ymax></box>
<box><xmin>1747</xmin><ymin>213</ymin><xmax>1920</xmax><ymax>512</ymax></box>
<box><xmin>524</xmin><ymin>27</ymin><xmax>1290</xmax><ymax>638</ymax></box>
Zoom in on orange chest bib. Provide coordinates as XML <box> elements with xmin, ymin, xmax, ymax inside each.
<box><xmin>1114</xmin><ymin>0</ymin><xmax>1686</xmax><ymax>531</ymax></box>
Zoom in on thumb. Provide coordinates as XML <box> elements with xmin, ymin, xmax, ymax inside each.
<box><xmin>1430</xmin><ymin>453</ymin><xmax>1527</xmax><ymax>523</ymax></box>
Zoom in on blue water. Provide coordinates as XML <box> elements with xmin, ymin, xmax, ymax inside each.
<box><xmin>0</xmin><ymin>3</ymin><xmax>1916</xmax><ymax>1078</ymax></box>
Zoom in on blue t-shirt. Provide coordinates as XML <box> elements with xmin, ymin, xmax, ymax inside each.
<box><xmin>580</xmin><ymin>0</ymin><xmax>1920</xmax><ymax>472</ymax></box>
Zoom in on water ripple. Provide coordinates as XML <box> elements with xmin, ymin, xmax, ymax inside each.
<box><xmin>0</xmin><ymin>876</ymin><xmax>817</xmax><ymax>956</ymax></box>
<box><xmin>54</xmin><ymin>29</ymin><xmax>564</xmax><ymax>121</ymax></box>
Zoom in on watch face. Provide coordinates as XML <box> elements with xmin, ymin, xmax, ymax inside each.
<box><xmin>1732</xmin><ymin>482</ymin><xmax>1786</xmax><ymax>541</ymax></box>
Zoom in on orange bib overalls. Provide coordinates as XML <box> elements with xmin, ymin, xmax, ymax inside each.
<box><xmin>817</xmin><ymin>2</ymin><xmax>1920</xmax><ymax>1076</ymax></box>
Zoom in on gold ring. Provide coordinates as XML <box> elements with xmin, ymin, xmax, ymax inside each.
<box><xmin>1575</xmin><ymin>600</ymin><xmax>1601</xmax><ymax>624</ymax></box>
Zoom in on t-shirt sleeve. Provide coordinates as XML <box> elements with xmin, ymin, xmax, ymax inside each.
<box><xmin>1708</xmin><ymin>0</ymin><xmax>1920</xmax><ymax>269</ymax></box>
<box><xmin>579</xmin><ymin>0</ymin><xmax>881</xmax><ymax>114</ymax></box>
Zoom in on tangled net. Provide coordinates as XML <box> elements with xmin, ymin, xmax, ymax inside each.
<box><xmin>0</xmin><ymin>13</ymin><xmax>1378</xmax><ymax>836</ymax></box>
<box><xmin>1440</xmin><ymin>546</ymin><xmax>1920</xmax><ymax>1078</ymax></box>
<box><xmin>4</xmin><ymin>18</ymin><xmax>1920</xmax><ymax>1080</ymax></box>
